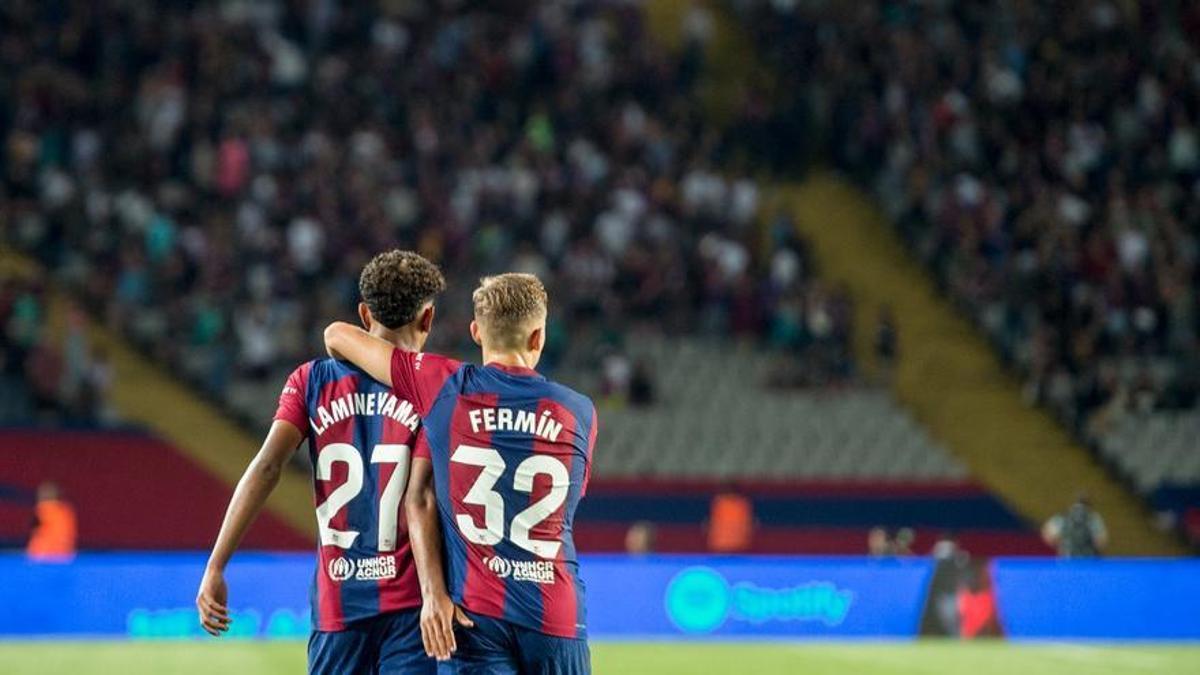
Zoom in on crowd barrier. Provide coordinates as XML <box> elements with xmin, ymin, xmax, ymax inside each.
<box><xmin>1</xmin><ymin>553</ymin><xmax>1196</xmax><ymax>640</ymax></box>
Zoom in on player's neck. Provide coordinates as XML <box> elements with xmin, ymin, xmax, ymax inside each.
<box><xmin>370</xmin><ymin>325</ymin><xmax>425</xmax><ymax>353</ymax></box>
<box><xmin>482</xmin><ymin>349</ymin><xmax>536</xmax><ymax>370</ymax></box>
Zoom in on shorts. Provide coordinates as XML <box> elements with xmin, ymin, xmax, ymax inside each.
<box><xmin>308</xmin><ymin>608</ymin><xmax>435</xmax><ymax>674</ymax></box>
<box><xmin>437</xmin><ymin>611</ymin><xmax>590</xmax><ymax>675</ymax></box>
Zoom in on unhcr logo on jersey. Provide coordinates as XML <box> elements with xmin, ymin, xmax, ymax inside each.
<box><xmin>354</xmin><ymin>555</ymin><xmax>397</xmax><ymax>581</ymax></box>
<box><xmin>664</xmin><ymin>567</ymin><xmax>854</xmax><ymax>634</ymax></box>
<box><xmin>483</xmin><ymin>556</ymin><xmax>555</xmax><ymax>584</ymax></box>
<box><xmin>326</xmin><ymin>555</ymin><xmax>396</xmax><ymax>582</ymax></box>
<box><xmin>327</xmin><ymin>557</ymin><xmax>356</xmax><ymax>582</ymax></box>
<box><xmin>485</xmin><ymin>555</ymin><xmax>512</xmax><ymax>578</ymax></box>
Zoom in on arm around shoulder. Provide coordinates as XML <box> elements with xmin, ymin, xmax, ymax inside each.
<box><xmin>323</xmin><ymin>321</ymin><xmax>395</xmax><ymax>386</ymax></box>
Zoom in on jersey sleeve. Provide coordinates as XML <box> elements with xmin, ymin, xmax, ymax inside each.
<box><xmin>412</xmin><ymin>431</ymin><xmax>431</xmax><ymax>460</ymax></box>
<box><xmin>389</xmin><ymin>350</ymin><xmax>461</xmax><ymax>415</ymax></box>
<box><xmin>273</xmin><ymin>362</ymin><xmax>312</xmax><ymax>431</ymax></box>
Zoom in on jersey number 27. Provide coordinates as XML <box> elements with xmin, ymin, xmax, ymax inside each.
<box><xmin>314</xmin><ymin>443</ymin><xmax>410</xmax><ymax>552</ymax></box>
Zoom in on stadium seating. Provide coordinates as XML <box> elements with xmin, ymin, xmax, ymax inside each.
<box><xmin>0</xmin><ymin>429</ymin><xmax>308</xmax><ymax>550</ymax></box>
<box><xmin>1101</xmin><ymin>408</ymin><xmax>1200</xmax><ymax>543</ymax></box>
<box><xmin>1101</xmin><ymin>410</ymin><xmax>1200</xmax><ymax>493</ymax></box>
<box><xmin>0</xmin><ymin>425</ymin><xmax>1045</xmax><ymax>555</ymax></box>
<box><xmin>733</xmin><ymin>0</ymin><xmax>1200</xmax><ymax>543</ymax></box>
<box><xmin>575</xmin><ymin>478</ymin><xmax>1049</xmax><ymax>556</ymax></box>
<box><xmin>563</xmin><ymin>335</ymin><xmax>965</xmax><ymax>481</ymax></box>
<box><xmin>557</xmin><ymin>335</ymin><xmax>1047</xmax><ymax>554</ymax></box>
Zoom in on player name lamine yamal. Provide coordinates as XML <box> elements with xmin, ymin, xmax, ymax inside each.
<box><xmin>309</xmin><ymin>391</ymin><xmax>420</xmax><ymax>436</ymax></box>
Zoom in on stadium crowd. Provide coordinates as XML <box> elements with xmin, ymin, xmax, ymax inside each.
<box><xmin>0</xmin><ymin>1</ymin><xmax>853</xmax><ymax>424</ymax></box>
<box><xmin>1</xmin><ymin>271</ymin><xmax>112</xmax><ymax>424</ymax></box>
<box><xmin>737</xmin><ymin>0</ymin><xmax>1200</xmax><ymax>436</ymax></box>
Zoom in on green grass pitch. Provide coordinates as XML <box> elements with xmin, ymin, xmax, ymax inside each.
<box><xmin>0</xmin><ymin>641</ymin><xmax>1197</xmax><ymax>674</ymax></box>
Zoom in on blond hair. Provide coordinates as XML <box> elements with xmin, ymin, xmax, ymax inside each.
<box><xmin>472</xmin><ymin>273</ymin><xmax>548</xmax><ymax>350</ymax></box>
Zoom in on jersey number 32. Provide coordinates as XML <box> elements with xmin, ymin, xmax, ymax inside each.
<box><xmin>451</xmin><ymin>444</ymin><xmax>569</xmax><ymax>559</ymax></box>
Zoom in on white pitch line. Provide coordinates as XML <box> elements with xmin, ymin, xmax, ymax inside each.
<box><xmin>1038</xmin><ymin>644</ymin><xmax>1170</xmax><ymax>671</ymax></box>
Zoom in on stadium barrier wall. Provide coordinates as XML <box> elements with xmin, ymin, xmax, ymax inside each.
<box><xmin>990</xmin><ymin>558</ymin><xmax>1200</xmax><ymax>640</ymax></box>
<box><xmin>1</xmin><ymin>553</ymin><xmax>1196</xmax><ymax>640</ymax></box>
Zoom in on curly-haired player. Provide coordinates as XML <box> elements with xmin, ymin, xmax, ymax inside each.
<box><xmin>198</xmin><ymin>249</ymin><xmax>450</xmax><ymax>674</ymax></box>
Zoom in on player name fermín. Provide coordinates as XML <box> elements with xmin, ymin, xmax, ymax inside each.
<box><xmin>468</xmin><ymin>407</ymin><xmax>563</xmax><ymax>442</ymax></box>
<box><xmin>309</xmin><ymin>391</ymin><xmax>420</xmax><ymax>436</ymax></box>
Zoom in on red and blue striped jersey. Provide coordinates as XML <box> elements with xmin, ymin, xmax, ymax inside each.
<box><xmin>274</xmin><ymin>358</ymin><xmax>424</xmax><ymax>631</ymax></box>
<box><xmin>391</xmin><ymin>351</ymin><xmax>597</xmax><ymax>639</ymax></box>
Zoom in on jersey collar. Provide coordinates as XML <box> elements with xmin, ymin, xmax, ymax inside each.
<box><xmin>486</xmin><ymin>362</ymin><xmax>545</xmax><ymax>379</ymax></box>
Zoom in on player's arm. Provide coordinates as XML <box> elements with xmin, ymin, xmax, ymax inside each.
<box><xmin>323</xmin><ymin>321</ymin><xmax>396</xmax><ymax>386</ymax></box>
<box><xmin>197</xmin><ymin>420</ymin><xmax>303</xmax><ymax>636</ymax></box>
<box><xmin>406</xmin><ymin>455</ymin><xmax>472</xmax><ymax>660</ymax></box>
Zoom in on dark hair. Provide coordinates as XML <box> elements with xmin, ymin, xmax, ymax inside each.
<box><xmin>358</xmin><ymin>250</ymin><xmax>446</xmax><ymax>329</ymax></box>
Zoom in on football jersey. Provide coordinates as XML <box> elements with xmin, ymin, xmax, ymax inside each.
<box><xmin>392</xmin><ymin>351</ymin><xmax>597</xmax><ymax>639</ymax></box>
<box><xmin>275</xmin><ymin>358</ymin><xmax>425</xmax><ymax>631</ymax></box>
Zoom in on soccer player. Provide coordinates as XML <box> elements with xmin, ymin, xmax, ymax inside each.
<box><xmin>197</xmin><ymin>250</ymin><xmax>447</xmax><ymax>674</ymax></box>
<box><xmin>324</xmin><ymin>273</ymin><xmax>596</xmax><ymax>674</ymax></box>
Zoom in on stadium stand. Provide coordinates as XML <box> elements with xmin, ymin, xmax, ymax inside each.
<box><xmin>1102</xmin><ymin>409</ymin><xmax>1200</xmax><ymax>545</ymax></box>
<box><xmin>563</xmin><ymin>334</ymin><xmax>965</xmax><ymax>481</ymax></box>
<box><xmin>576</xmin><ymin>478</ymin><xmax>1048</xmax><ymax>556</ymax></box>
<box><xmin>0</xmin><ymin>429</ymin><xmax>307</xmax><ymax>550</ymax></box>
<box><xmin>732</xmin><ymin>0</ymin><xmax>1199</xmax><ymax>549</ymax></box>
<box><xmin>0</xmin><ymin>0</ymin><xmax>1188</xmax><ymax>556</ymax></box>
<box><xmin>1103</xmin><ymin>410</ymin><xmax>1200</xmax><ymax>493</ymax></box>
<box><xmin>0</xmin><ymin>0</ymin><xmax>1050</xmax><ymax>556</ymax></box>
<box><xmin>0</xmin><ymin>0</ymin><xmax>844</xmax><ymax>431</ymax></box>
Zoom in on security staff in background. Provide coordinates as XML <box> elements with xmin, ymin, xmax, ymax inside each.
<box><xmin>1042</xmin><ymin>493</ymin><xmax>1108</xmax><ymax>558</ymax></box>
<box><xmin>27</xmin><ymin>481</ymin><xmax>77</xmax><ymax>562</ymax></box>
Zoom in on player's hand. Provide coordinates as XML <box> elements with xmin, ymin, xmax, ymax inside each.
<box><xmin>420</xmin><ymin>593</ymin><xmax>474</xmax><ymax>661</ymax></box>
<box><xmin>196</xmin><ymin>566</ymin><xmax>232</xmax><ymax>636</ymax></box>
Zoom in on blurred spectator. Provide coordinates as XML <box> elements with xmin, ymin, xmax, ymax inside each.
<box><xmin>927</xmin><ymin>531</ymin><xmax>967</xmax><ymax>636</ymax></box>
<box><xmin>25</xmin><ymin>335</ymin><xmax>63</xmax><ymax>417</ymax></box>
<box><xmin>0</xmin><ymin>274</ymin><xmax>112</xmax><ymax>425</ymax></box>
<box><xmin>600</xmin><ymin>349</ymin><xmax>633</xmax><ymax>405</ymax></box>
<box><xmin>27</xmin><ymin>482</ymin><xmax>76</xmax><ymax>562</ymax></box>
<box><xmin>707</xmin><ymin>486</ymin><xmax>754</xmax><ymax>553</ymax></box>
<box><xmin>1042</xmin><ymin>495</ymin><xmax>1109</xmax><ymax>558</ymax></box>
<box><xmin>84</xmin><ymin>346</ymin><xmax>115</xmax><ymax>425</ymax></box>
<box><xmin>1184</xmin><ymin>508</ymin><xmax>1200</xmax><ymax>547</ymax></box>
<box><xmin>624</xmin><ymin>521</ymin><xmax>656</xmax><ymax>556</ymax></box>
<box><xmin>893</xmin><ymin>527</ymin><xmax>916</xmax><ymax>556</ymax></box>
<box><xmin>628</xmin><ymin>359</ymin><xmax>656</xmax><ymax>407</ymax></box>
<box><xmin>875</xmin><ymin>305</ymin><xmax>898</xmax><ymax>380</ymax></box>
<box><xmin>867</xmin><ymin>526</ymin><xmax>891</xmax><ymax>557</ymax></box>
<box><xmin>930</xmin><ymin>531</ymin><xmax>960</xmax><ymax>560</ymax></box>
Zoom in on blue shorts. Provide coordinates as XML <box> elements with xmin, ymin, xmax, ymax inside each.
<box><xmin>308</xmin><ymin>608</ymin><xmax>435</xmax><ymax>675</ymax></box>
<box><xmin>437</xmin><ymin>611</ymin><xmax>590</xmax><ymax>675</ymax></box>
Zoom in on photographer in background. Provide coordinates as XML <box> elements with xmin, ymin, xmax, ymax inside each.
<box><xmin>1042</xmin><ymin>494</ymin><xmax>1108</xmax><ymax>558</ymax></box>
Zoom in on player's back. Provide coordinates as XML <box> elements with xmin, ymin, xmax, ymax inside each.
<box><xmin>419</xmin><ymin>361</ymin><xmax>597</xmax><ymax>639</ymax></box>
<box><xmin>275</xmin><ymin>357</ymin><xmax>426</xmax><ymax>631</ymax></box>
